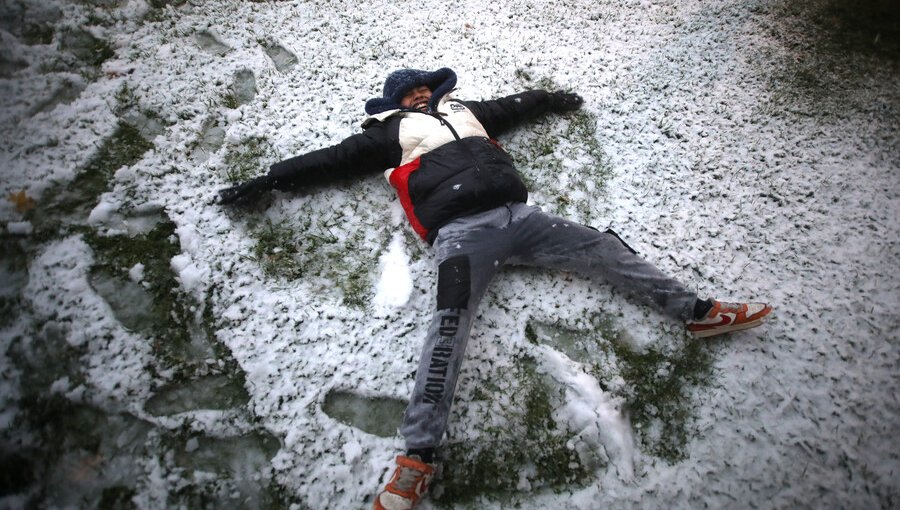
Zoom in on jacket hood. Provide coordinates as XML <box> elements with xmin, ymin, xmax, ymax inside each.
<box><xmin>365</xmin><ymin>67</ymin><xmax>457</xmax><ymax>115</ymax></box>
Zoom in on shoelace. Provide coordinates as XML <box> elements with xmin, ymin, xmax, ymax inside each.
<box><xmin>394</xmin><ymin>465</ymin><xmax>426</xmax><ymax>493</ymax></box>
<box><xmin>718</xmin><ymin>302</ymin><xmax>745</xmax><ymax>314</ymax></box>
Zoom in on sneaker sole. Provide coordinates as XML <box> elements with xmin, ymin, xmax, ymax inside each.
<box><xmin>690</xmin><ymin>319</ymin><xmax>764</xmax><ymax>338</ymax></box>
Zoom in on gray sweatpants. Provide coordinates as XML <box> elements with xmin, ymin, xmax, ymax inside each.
<box><xmin>399</xmin><ymin>203</ymin><xmax>698</xmax><ymax>450</ymax></box>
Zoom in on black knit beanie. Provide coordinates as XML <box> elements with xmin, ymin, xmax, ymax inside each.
<box><xmin>364</xmin><ymin>67</ymin><xmax>457</xmax><ymax>115</ymax></box>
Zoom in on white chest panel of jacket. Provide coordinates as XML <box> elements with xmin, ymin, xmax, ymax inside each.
<box><xmin>380</xmin><ymin>95</ymin><xmax>490</xmax><ymax>181</ymax></box>
<box><xmin>398</xmin><ymin>96</ymin><xmax>489</xmax><ymax>164</ymax></box>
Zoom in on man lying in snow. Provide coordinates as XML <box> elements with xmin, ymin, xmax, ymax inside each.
<box><xmin>219</xmin><ymin>67</ymin><xmax>773</xmax><ymax>510</ymax></box>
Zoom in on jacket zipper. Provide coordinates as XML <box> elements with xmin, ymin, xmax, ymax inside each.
<box><xmin>416</xmin><ymin>109</ymin><xmax>483</xmax><ymax>173</ymax></box>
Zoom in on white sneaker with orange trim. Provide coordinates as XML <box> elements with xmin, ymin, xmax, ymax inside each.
<box><xmin>687</xmin><ymin>300</ymin><xmax>773</xmax><ymax>338</ymax></box>
<box><xmin>373</xmin><ymin>455</ymin><xmax>436</xmax><ymax>510</ymax></box>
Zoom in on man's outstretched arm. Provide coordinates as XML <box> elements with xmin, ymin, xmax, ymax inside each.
<box><xmin>219</xmin><ymin>120</ymin><xmax>399</xmax><ymax>206</ymax></box>
<box><xmin>462</xmin><ymin>89</ymin><xmax>583</xmax><ymax>139</ymax></box>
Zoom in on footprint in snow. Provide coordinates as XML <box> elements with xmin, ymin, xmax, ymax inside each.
<box><xmin>145</xmin><ymin>374</ymin><xmax>250</xmax><ymax>416</ymax></box>
<box><xmin>262</xmin><ymin>42</ymin><xmax>298</xmax><ymax>73</ymax></box>
<box><xmin>193</xmin><ymin>117</ymin><xmax>226</xmax><ymax>161</ymax></box>
<box><xmin>194</xmin><ymin>30</ymin><xmax>231</xmax><ymax>56</ymax></box>
<box><xmin>28</xmin><ymin>78</ymin><xmax>86</xmax><ymax>117</ymax></box>
<box><xmin>230</xmin><ymin>68</ymin><xmax>257</xmax><ymax>107</ymax></box>
<box><xmin>322</xmin><ymin>389</ymin><xmax>408</xmax><ymax>438</ymax></box>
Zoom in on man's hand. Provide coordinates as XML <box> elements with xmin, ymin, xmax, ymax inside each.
<box><xmin>550</xmin><ymin>91</ymin><xmax>583</xmax><ymax>112</ymax></box>
<box><xmin>218</xmin><ymin>176</ymin><xmax>271</xmax><ymax>206</ymax></box>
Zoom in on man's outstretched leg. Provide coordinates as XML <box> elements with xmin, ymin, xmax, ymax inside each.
<box><xmin>506</xmin><ymin>204</ymin><xmax>772</xmax><ymax>336</ymax></box>
<box><xmin>374</xmin><ymin>208</ymin><xmax>514</xmax><ymax>510</ymax></box>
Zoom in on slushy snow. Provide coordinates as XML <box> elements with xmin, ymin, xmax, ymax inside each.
<box><xmin>373</xmin><ymin>233</ymin><xmax>414</xmax><ymax>310</ymax></box>
<box><xmin>0</xmin><ymin>0</ymin><xmax>898</xmax><ymax>508</ymax></box>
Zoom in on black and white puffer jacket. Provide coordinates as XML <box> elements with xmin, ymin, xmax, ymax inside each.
<box><xmin>268</xmin><ymin>89</ymin><xmax>557</xmax><ymax>243</ymax></box>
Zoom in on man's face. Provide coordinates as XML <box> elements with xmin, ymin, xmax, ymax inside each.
<box><xmin>400</xmin><ymin>85</ymin><xmax>432</xmax><ymax>112</ymax></box>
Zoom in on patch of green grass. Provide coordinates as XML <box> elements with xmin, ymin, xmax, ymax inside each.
<box><xmin>249</xmin><ymin>217</ymin><xmax>375</xmax><ymax>308</ymax></box>
<box><xmin>114</xmin><ymin>82</ymin><xmax>140</xmax><ymax>114</ymax></box>
<box><xmin>84</xmin><ymin>221</ymin><xmax>239</xmax><ymax>377</ymax></box>
<box><xmin>98</xmin><ymin>486</ymin><xmax>138</xmax><ymax>509</ymax></box>
<box><xmin>528</xmin><ymin>315</ymin><xmax>716</xmax><ymax>463</ymax></box>
<box><xmin>0</xmin><ymin>450</ymin><xmax>35</xmax><ymax>499</ymax></box>
<box><xmin>220</xmin><ymin>92</ymin><xmax>240</xmax><ymax>110</ymax></box>
<box><xmin>608</xmin><ymin>336</ymin><xmax>714</xmax><ymax>461</ymax></box>
<box><xmin>223</xmin><ymin>136</ymin><xmax>271</xmax><ymax>183</ymax></box>
<box><xmin>806</xmin><ymin>0</ymin><xmax>899</xmax><ymax>59</ymax></box>
<box><xmin>22</xmin><ymin>23</ymin><xmax>54</xmax><ymax>45</ymax></box>
<box><xmin>339</xmin><ymin>266</ymin><xmax>370</xmax><ymax>309</ymax></box>
<box><xmin>59</xmin><ymin>28</ymin><xmax>115</xmax><ymax>68</ymax></box>
<box><xmin>760</xmin><ymin>0</ymin><xmax>899</xmax><ymax>114</ymax></box>
<box><xmin>504</xmin><ymin>72</ymin><xmax>613</xmax><ymax>224</ymax></box>
<box><xmin>84</xmin><ymin>222</ymin><xmax>187</xmax><ymax>366</ymax></box>
<box><xmin>90</xmin><ymin>39</ymin><xmax>115</xmax><ymax>68</ymax></box>
<box><xmin>143</xmin><ymin>0</ymin><xmax>185</xmax><ymax>23</ymax></box>
<box><xmin>433</xmin><ymin>356</ymin><xmax>592</xmax><ymax>505</ymax></box>
<box><xmin>252</xmin><ymin>220</ymin><xmax>304</xmax><ymax>279</ymax></box>
<box><xmin>515</xmin><ymin>68</ymin><xmax>556</xmax><ymax>91</ymax></box>
<box><xmin>320</xmin><ymin>227</ymin><xmax>375</xmax><ymax>309</ymax></box>
<box><xmin>28</xmin><ymin>122</ymin><xmax>153</xmax><ymax>240</ymax></box>
<box><xmin>0</xmin><ymin>238</ymin><xmax>28</xmax><ymax>329</ymax></box>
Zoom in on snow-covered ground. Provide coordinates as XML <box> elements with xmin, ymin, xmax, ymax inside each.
<box><xmin>1</xmin><ymin>0</ymin><xmax>898</xmax><ymax>508</ymax></box>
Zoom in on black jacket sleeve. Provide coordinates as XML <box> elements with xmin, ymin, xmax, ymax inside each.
<box><xmin>462</xmin><ymin>90</ymin><xmax>555</xmax><ymax>139</ymax></box>
<box><xmin>267</xmin><ymin>120</ymin><xmax>400</xmax><ymax>190</ymax></box>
